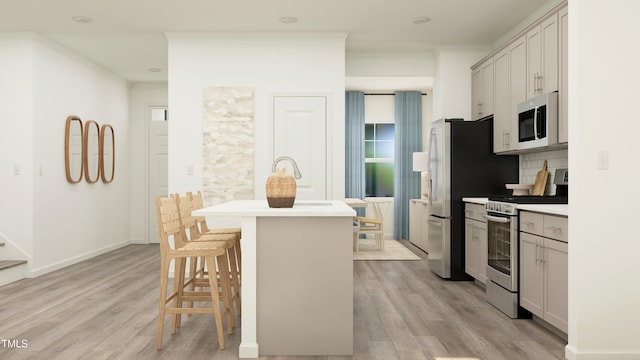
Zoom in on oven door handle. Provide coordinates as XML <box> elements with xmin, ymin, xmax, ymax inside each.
<box><xmin>483</xmin><ymin>214</ymin><xmax>511</xmax><ymax>223</ymax></box>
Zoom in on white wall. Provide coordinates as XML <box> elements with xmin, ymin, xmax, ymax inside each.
<box><xmin>129</xmin><ymin>82</ymin><xmax>168</xmax><ymax>243</ymax></box>
<box><xmin>566</xmin><ymin>1</ymin><xmax>640</xmax><ymax>359</ymax></box>
<box><xmin>0</xmin><ymin>33</ymin><xmax>131</xmax><ymax>275</ymax></box>
<box><xmin>166</xmin><ymin>33</ymin><xmax>346</xmax><ymax>209</ymax></box>
<box><xmin>0</xmin><ymin>33</ymin><xmax>35</xmax><ymax>257</ymax></box>
<box><xmin>30</xmin><ymin>35</ymin><xmax>131</xmax><ymax>273</ymax></box>
<box><xmin>432</xmin><ymin>48</ymin><xmax>489</xmax><ymax>120</ymax></box>
<box><xmin>346</xmin><ymin>51</ymin><xmax>434</xmax><ymax>76</ymax></box>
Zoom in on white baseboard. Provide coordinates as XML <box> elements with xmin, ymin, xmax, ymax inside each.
<box><xmin>565</xmin><ymin>345</ymin><xmax>640</xmax><ymax>360</ymax></box>
<box><xmin>130</xmin><ymin>238</ymin><xmax>148</xmax><ymax>245</ymax></box>
<box><xmin>28</xmin><ymin>240</ymin><xmax>131</xmax><ymax>278</ymax></box>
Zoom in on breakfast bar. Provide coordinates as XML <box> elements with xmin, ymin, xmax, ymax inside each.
<box><xmin>193</xmin><ymin>199</ymin><xmax>355</xmax><ymax>358</ymax></box>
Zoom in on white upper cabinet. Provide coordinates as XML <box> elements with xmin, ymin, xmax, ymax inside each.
<box><xmin>493</xmin><ymin>48</ymin><xmax>513</xmax><ymax>153</ymax></box>
<box><xmin>471</xmin><ymin>58</ymin><xmax>494</xmax><ymax>120</ymax></box>
<box><xmin>472</xmin><ymin>1</ymin><xmax>567</xmax><ymax>153</ymax></box>
<box><xmin>558</xmin><ymin>5</ymin><xmax>569</xmax><ymax>143</ymax></box>
<box><xmin>509</xmin><ymin>35</ymin><xmax>527</xmax><ymax>149</ymax></box>
<box><xmin>527</xmin><ymin>13</ymin><xmax>559</xmax><ymax>99</ymax></box>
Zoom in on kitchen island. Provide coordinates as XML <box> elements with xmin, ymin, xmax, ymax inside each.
<box><xmin>193</xmin><ymin>200</ymin><xmax>355</xmax><ymax>358</ymax></box>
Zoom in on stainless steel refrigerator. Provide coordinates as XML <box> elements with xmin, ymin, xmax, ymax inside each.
<box><xmin>427</xmin><ymin>118</ymin><xmax>518</xmax><ymax>280</ymax></box>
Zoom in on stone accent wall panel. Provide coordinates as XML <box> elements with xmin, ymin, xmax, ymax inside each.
<box><xmin>202</xmin><ymin>87</ymin><xmax>254</xmax><ymax>205</ymax></box>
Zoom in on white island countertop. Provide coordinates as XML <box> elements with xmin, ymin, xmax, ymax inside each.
<box><xmin>192</xmin><ymin>199</ymin><xmax>356</xmax><ymax>218</ymax></box>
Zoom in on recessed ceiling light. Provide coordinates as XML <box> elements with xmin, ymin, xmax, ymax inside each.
<box><xmin>72</xmin><ymin>16</ymin><xmax>93</xmax><ymax>24</ymax></box>
<box><xmin>148</xmin><ymin>68</ymin><xmax>163</xmax><ymax>73</ymax></box>
<box><xmin>412</xmin><ymin>17</ymin><xmax>431</xmax><ymax>25</ymax></box>
<box><xmin>279</xmin><ymin>17</ymin><xmax>298</xmax><ymax>24</ymax></box>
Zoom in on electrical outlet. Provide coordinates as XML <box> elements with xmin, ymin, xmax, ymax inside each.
<box><xmin>13</xmin><ymin>165</ymin><xmax>20</xmax><ymax>175</ymax></box>
<box><xmin>187</xmin><ymin>164</ymin><xmax>194</xmax><ymax>175</ymax></box>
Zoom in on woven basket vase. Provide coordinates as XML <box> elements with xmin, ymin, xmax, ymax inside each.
<box><xmin>266</xmin><ymin>167</ymin><xmax>296</xmax><ymax>208</ymax></box>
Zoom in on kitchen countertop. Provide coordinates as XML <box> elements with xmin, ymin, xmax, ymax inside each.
<box><xmin>462</xmin><ymin>197</ymin><xmax>489</xmax><ymax>205</ymax></box>
<box><xmin>517</xmin><ymin>204</ymin><xmax>568</xmax><ymax>216</ymax></box>
<box><xmin>462</xmin><ymin>197</ymin><xmax>568</xmax><ymax>217</ymax></box>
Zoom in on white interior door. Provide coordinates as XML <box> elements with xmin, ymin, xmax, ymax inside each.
<box><xmin>273</xmin><ymin>96</ymin><xmax>327</xmax><ymax>200</ymax></box>
<box><xmin>148</xmin><ymin>107</ymin><xmax>168</xmax><ymax>244</ymax></box>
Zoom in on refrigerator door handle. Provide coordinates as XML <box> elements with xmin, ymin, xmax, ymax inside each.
<box><xmin>426</xmin><ymin>129</ymin><xmax>437</xmax><ymax>208</ymax></box>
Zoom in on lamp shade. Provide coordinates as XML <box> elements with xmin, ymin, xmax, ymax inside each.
<box><xmin>412</xmin><ymin>152</ymin><xmax>428</xmax><ymax>172</ymax></box>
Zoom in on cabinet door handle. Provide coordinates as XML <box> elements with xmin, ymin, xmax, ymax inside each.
<box><xmin>540</xmin><ymin>243</ymin><xmax>546</xmax><ymax>264</ymax></box>
<box><xmin>522</xmin><ymin>221</ymin><xmax>535</xmax><ymax>227</ymax></box>
<box><xmin>546</xmin><ymin>226</ymin><xmax>562</xmax><ymax>232</ymax></box>
<box><xmin>535</xmin><ymin>242</ymin><xmax>539</xmax><ymax>265</ymax></box>
<box><xmin>539</xmin><ymin>74</ymin><xmax>544</xmax><ymax>93</ymax></box>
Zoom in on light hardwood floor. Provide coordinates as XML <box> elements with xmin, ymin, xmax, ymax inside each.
<box><xmin>0</xmin><ymin>243</ymin><xmax>567</xmax><ymax>359</ymax></box>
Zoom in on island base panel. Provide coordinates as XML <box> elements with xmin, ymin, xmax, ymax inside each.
<box><xmin>256</xmin><ymin>216</ymin><xmax>353</xmax><ymax>356</ymax></box>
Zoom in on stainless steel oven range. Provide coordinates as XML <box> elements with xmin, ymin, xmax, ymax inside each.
<box><xmin>484</xmin><ymin>200</ymin><xmax>520</xmax><ymax>318</ymax></box>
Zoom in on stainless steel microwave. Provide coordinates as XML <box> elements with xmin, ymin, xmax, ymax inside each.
<box><xmin>517</xmin><ymin>92</ymin><xmax>558</xmax><ymax>151</ymax></box>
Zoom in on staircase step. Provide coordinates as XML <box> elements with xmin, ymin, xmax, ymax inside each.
<box><xmin>0</xmin><ymin>260</ymin><xmax>27</xmax><ymax>271</ymax></box>
<box><xmin>0</xmin><ymin>260</ymin><xmax>27</xmax><ymax>287</ymax></box>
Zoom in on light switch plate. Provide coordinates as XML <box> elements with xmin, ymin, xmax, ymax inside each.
<box><xmin>597</xmin><ymin>150</ymin><xmax>609</xmax><ymax>170</ymax></box>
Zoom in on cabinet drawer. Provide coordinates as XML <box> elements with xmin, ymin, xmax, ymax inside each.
<box><xmin>544</xmin><ymin>215</ymin><xmax>568</xmax><ymax>242</ymax></box>
<box><xmin>520</xmin><ymin>211</ymin><xmax>544</xmax><ymax>236</ymax></box>
<box><xmin>464</xmin><ymin>203</ymin><xmax>486</xmax><ymax>222</ymax></box>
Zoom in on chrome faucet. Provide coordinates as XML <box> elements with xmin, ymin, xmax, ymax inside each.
<box><xmin>272</xmin><ymin>156</ymin><xmax>302</xmax><ymax>179</ymax></box>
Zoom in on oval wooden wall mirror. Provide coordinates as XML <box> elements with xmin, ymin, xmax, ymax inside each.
<box><xmin>83</xmin><ymin>120</ymin><xmax>101</xmax><ymax>183</ymax></box>
<box><xmin>100</xmin><ymin>124</ymin><xmax>115</xmax><ymax>183</ymax></box>
<box><xmin>64</xmin><ymin>115</ymin><xmax>84</xmax><ymax>184</ymax></box>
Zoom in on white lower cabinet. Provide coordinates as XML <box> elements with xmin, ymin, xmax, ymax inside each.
<box><xmin>519</xmin><ymin>211</ymin><xmax>568</xmax><ymax>334</ymax></box>
<box><xmin>409</xmin><ymin>199</ymin><xmax>429</xmax><ymax>252</ymax></box>
<box><xmin>464</xmin><ymin>203</ymin><xmax>488</xmax><ymax>284</ymax></box>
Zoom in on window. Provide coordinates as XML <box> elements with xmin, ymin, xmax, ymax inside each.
<box><xmin>151</xmin><ymin>108</ymin><xmax>168</xmax><ymax>121</ymax></box>
<box><xmin>365</xmin><ymin>123</ymin><xmax>394</xmax><ymax>197</ymax></box>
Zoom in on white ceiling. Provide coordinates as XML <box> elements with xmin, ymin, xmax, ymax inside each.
<box><xmin>0</xmin><ymin>0</ymin><xmax>553</xmax><ymax>82</ymax></box>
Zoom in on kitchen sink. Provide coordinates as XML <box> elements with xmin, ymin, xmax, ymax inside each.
<box><xmin>293</xmin><ymin>202</ymin><xmax>332</xmax><ymax>206</ymax></box>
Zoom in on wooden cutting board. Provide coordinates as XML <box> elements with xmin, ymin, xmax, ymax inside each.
<box><xmin>531</xmin><ymin>160</ymin><xmax>548</xmax><ymax>196</ymax></box>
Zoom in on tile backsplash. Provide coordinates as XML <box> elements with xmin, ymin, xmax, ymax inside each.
<box><xmin>519</xmin><ymin>149</ymin><xmax>568</xmax><ymax>195</ymax></box>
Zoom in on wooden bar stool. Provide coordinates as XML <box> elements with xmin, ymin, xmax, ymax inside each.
<box><xmin>190</xmin><ymin>191</ymin><xmax>242</xmax><ymax>297</ymax></box>
<box><xmin>155</xmin><ymin>195</ymin><xmax>234</xmax><ymax>351</ymax></box>
<box><xmin>176</xmin><ymin>192</ymin><xmax>242</xmax><ymax>318</ymax></box>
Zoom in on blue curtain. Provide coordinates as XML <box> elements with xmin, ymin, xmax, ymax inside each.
<box><xmin>345</xmin><ymin>91</ymin><xmax>365</xmax><ymax>216</ymax></box>
<box><xmin>394</xmin><ymin>91</ymin><xmax>422</xmax><ymax>240</ymax></box>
